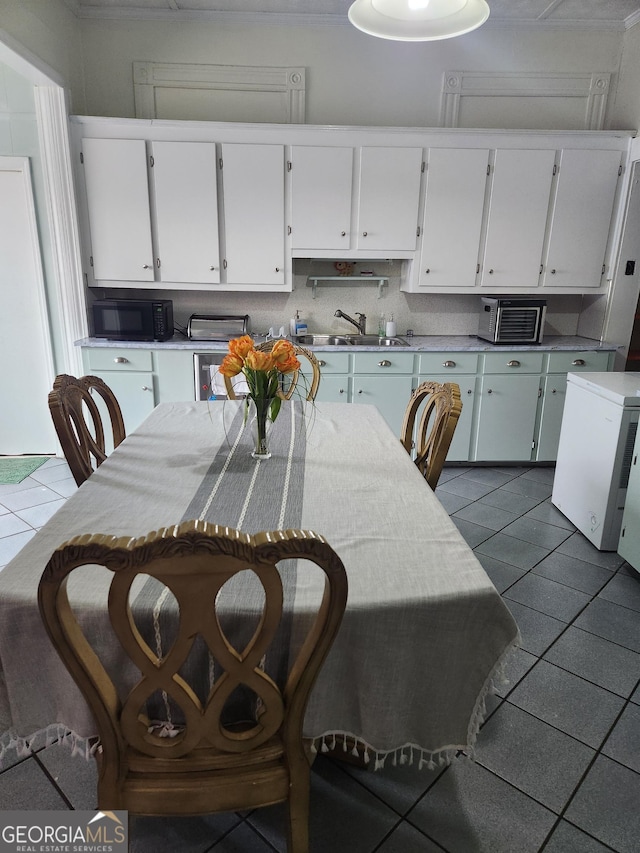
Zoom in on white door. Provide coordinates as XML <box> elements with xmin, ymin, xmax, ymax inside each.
<box><xmin>151</xmin><ymin>141</ymin><xmax>220</xmax><ymax>284</ymax></box>
<box><xmin>82</xmin><ymin>137</ymin><xmax>154</xmax><ymax>282</ymax></box>
<box><xmin>419</xmin><ymin>148</ymin><xmax>489</xmax><ymax>289</ymax></box>
<box><xmin>356</xmin><ymin>147</ymin><xmax>423</xmax><ymax>251</ymax></box>
<box><xmin>543</xmin><ymin>149</ymin><xmax>621</xmax><ymax>289</ymax></box>
<box><xmin>290</xmin><ymin>146</ymin><xmax>352</xmax><ymax>251</ymax></box>
<box><xmin>481</xmin><ymin>149</ymin><xmax>555</xmax><ymax>289</ymax></box>
<box><xmin>220</xmin><ymin>143</ymin><xmax>285</xmax><ymax>285</ymax></box>
<box><xmin>0</xmin><ymin>157</ymin><xmax>56</xmax><ymax>453</ymax></box>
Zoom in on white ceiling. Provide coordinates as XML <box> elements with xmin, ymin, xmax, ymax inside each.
<box><xmin>61</xmin><ymin>0</ymin><xmax>640</xmax><ymax>30</ymax></box>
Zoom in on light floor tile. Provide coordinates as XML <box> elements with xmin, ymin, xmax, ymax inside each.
<box><xmin>0</xmin><ymin>528</ymin><xmax>36</xmax><ymax>567</ymax></box>
<box><xmin>0</xmin><ymin>485</ymin><xmax>67</xmax><ymax>512</ymax></box>
<box><xmin>14</xmin><ymin>499</ymin><xmax>67</xmax><ymax>529</ymax></box>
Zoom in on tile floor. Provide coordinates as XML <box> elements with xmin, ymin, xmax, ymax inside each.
<box><xmin>0</xmin><ymin>459</ymin><xmax>639</xmax><ymax>852</ymax></box>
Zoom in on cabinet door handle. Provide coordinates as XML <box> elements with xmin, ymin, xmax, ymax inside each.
<box><xmin>550</xmin><ymin>269</ymin><xmax>556</xmax><ymax>275</ymax></box>
<box><xmin>341</xmin><ymin>231</ymin><xmax>346</xmax><ymax>236</ymax></box>
<box><xmin>378</xmin><ymin>360</ymin><xmax>391</xmax><ymax>367</ymax></box>
<box><xmin>142</xmin><ymin>264</ymin><xmax>151</xmax><ymax>269</ymax></box>
<box><xmin>487</xmin><ymin>388</ymin><xmax>493</xmax><ymax>394</ymax></box>
<box><xmin>223</xmin><ymin>259</ymin><xmax>227</xmax><ymax>269</ymax></box>
<box><xmin>113</xmin><ymin>357</ymin><xmax>129</xmax><ymax>364</ymax></box>
<box><xmin>275</xmin><ymin>267</ymin><xmax>280</xmax><ymax>272</ymax></box>
<box><xmin>489</xmin><ymin>269</ymin><xmax>494</xmax><ymax>274</ymax></box>
<box><xmin>571</xmin><ymin>359</ymin><xmax>586</xmax><ymax>366</ymax></box>
<box><xmin>210</xmin><ymin>265</ymin><xmax>216</xmax><ymax>271</ymax></box>
<box><xmin>318</xmin><ymin>360</ymin><xmax>326</xmax><ymax>367</ymax></box>
<box><xmin>425</xmin><ymin>268</ymin><xmax>430</xmax><ymax>274</ymax></box>
<box><xmin>507</xmin><ymin>360</ymin><xmax>521</xmax><ymax>368</ymax></box>
<box><xmin>362</xmin><ymin>231</ymin><xmax>368</xmax><ymax>237</ymax></box>
<box><xmin>358</xmin><ymin>389</ymin><xmax>363</xmax><ymax>394</ymax></box>
<box><xmin>467</xmin><ymin>389</ymin><xmax>472</xmax><ymax>395</ymax></box>
<box><xmin>141</xmin><ymin>386</ymin><xmax>151</xmax><ymax>392</ymax></box>
<box><xmin>339</xmin><ymin>388</ymin><xmax>345</xmax><ymax>394</ymax></box>
<box><xmin>551</xmin><ymin>388</ymin><xmax>557</xmax><ymax>394</ymax></box>
<box><xmin>443</xmin><ymin>360</ymin><xmax>456</xmax><ymax>368</ymax></box>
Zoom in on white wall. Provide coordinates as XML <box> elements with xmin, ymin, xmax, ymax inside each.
<box><xmin>611</xmin><ymin>22</ymin><xmax>640</xmax><ymax>131</ymax></box>
<box><xmin>78</xmin><ymin>17</ymin><xmax>626</xmax><ymax>129</ymax></box>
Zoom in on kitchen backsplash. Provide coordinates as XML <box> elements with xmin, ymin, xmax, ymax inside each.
<box><xmin>91</xmin><ymin>258</ymin><xmax>594</xmax><ymax>340</ymax></box>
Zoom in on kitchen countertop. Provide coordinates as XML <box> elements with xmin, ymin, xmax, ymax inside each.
<box><xmin>76</xmin><ymin>335</ymin><xmax>620</xmax><ymax>353</ymax></box>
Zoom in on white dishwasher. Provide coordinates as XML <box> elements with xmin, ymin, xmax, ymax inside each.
<box><xmin>552</xmin><ymin>372</ymin><xmax>640</xmax><ymax>550</ymax></box>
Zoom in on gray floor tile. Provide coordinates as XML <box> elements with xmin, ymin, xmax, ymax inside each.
<box><xmin>500</xmin><ymin>477</ymin><xmax>553</xmax><ymax>501</ymax></box>
<box><xmin>475</xmin><ymin>553</ymin><xmax>528</xmax><ymax>594</ymax></box>
<box><xmin>451</xmin><ymin>517</ymin><xmax>494</xmax><ymax>548</ymax></box>
<box><xmin>15</xmin><ymin>499</ymin><xmax>66</xmax><ymax>529</ymax></box>
<box><xmin>436</xmin><ymin>477</ymin><xmax>496</xmax><ymax>500</ymax></box>
<box><xmin>30</xmin><ymin>461</ymin><xmax>73</xmax><ymax>485</ymax></box>
<box><xmin>456</xmin><ymin>467</ymin><xmax>516</xmax><ymax>487</ymax></box>
<box><xmin>339</xmin><ymin>754</ymin><xmax>444</xmax><ymax>815</ymax></box>
<box><xmin>524</xmin><ymin>498</ymin><xmax>576</xmax><ymax>530</ymax></box>
<box><xmin>632</xmin><ymin>683</ymin><xmax>640</xmax><ymax>705</ymax></box>
<box><xmin>500</xmin><ymin>516</ymin><xmax>572</xmax><ymax>550</ymax></box>
<box><xmin>0</xmin><ymin>528</ymin><xmax>36</xmax><ymax>567</ymax></box>
<box><xmin>503</xmin><ymin>573</ymin><xmax>591</xmax><ymax>623</ymax></box>
<box><xmin>130</xmin><ymin>813</ymin><xmax>244</xmax><ymax>853</ymax></box>
<box><xmin>0</xmin><ymin>478</ymin><xmax>55</xmax><ymax>497</ymax></box>
<box><xmin>543</xmin><ymin>625</ymin><xmax>640</xmax><ymax>698</ymax></box>
<box><xmin>601</xmin><ymin>702</ymin><xmax>640</xmax><ymax>772</ymax></box>
<box><xmin>475</xmin><ymin>532</ymin><xmax>550</xmax><ymax>571</ymax></box>
<box><xmin>532</xmin><ymin>551</ymin><xmax>613</xmax><ymax>595</ymax></box>
<box><xmin>453</xmin><ymin>501</ymin><xmax>519</xmax><ymax>531</ymax></box>
<box><xmin>376</xmin><ymin>820</ymin><xmax>444</xmax><ymax>852</ymax></box>
<box><xmin>475</xmin><ymin>702</ymin><xmax>595</xmax><ymax>813</ymax></box>
<box><xmin>0</xmin><ymin>756</ymin><xmax>69</xmax><ymax>809</ymax></box>
<box><xmin>507</xmin><ymin>660</ymin><xmax>625</xmax><ymax>748</ymax></box>
<box><xmin>543</xmin><ymin>820</ymin><xmax>616</xmax><ymax>853</ymax></box>
<box><xmin>565</xmin><ymin>755</ymin><xmax>640</xmax><ymax>853</ymax></box>
<box><xmin>433</xmin><ymin>489</ymin><xmax>473</xmax><ymax>514</ymax></box>
<box><xmin>0</xmin><ymin>484</ymin><xmax>66</xmax><ymax>511</ymax></box>
<box><xmin>502</xmin><ymin>600</ymin><xmax>567</xmax><ymax>656</ymax></box>
<box><xmin>407</xmin><ymin>759</ymin><xmax>556</xmax><ymax>853</ymax></box>
<box><xmin>555</xmin><ymin>532</ymin><xmax>626</xmax><ymax>570</ymax></box>
<box><xmin>520</xmin><ymin>467</ymin><xmax>556</xmax><ymax>484</ymax></box>
<box><xmin>247</xmin><ymin>757</ymin><xmax>398</xmax><ymax>853</ymax></box>
<box><xmin>477</xmin><ymin>489</ymin><xmax>541</xmax><ymax>515</ymax></box>
<box><xmin>48</xmin><ymin>477</ymin><xmax>80</xmax><ymax>498</ymax></box>
<box><xmin>597</xmin><ymin>571</ymin><xmax>640</xmax><ymax>613</ymax></box>
<box><xmin>495</xmin><ymin>647</ymin><xmax>538</xmax><ymax>698</ymax></box>
<box><xmin>0</xmin><ymin>512</ymin><xmax>31</xmax><ymax>537</ymax></box>
<box><xmin>35</xmin><ymin>743</ymin><xmax>98</xmax><ymax>808</ymax></box>
<box><xmin>574</xmin><ymin>597</ymin><xmax>640</xmax><ymax>653</ymax></box>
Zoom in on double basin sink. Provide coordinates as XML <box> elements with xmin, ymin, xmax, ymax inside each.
<box><xmin>295</xmin><ymin>334</ymin><xmax>409</xmax><ymax>347</ymax></box>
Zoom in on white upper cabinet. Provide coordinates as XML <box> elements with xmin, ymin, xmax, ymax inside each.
<box><xmin>220</xmin><ymin>143</ymin><xmax>286</xmax><ymax>286</ymax></box>
<box><xmin>356</xmin><ymin>147</ymin><xmax>423</xmax><ymax>251</ymax></box>
<box><xmin>150</xmin><ymin>141</ymin><xmax>220</xmax><ymax>284</ymax></box>
<box><xmin>542</xmin><ymin>149</ymin><xmax>621</xmax><ymax>289</ymax></box>
<box><xmin>481</xmin><ymin>149</ymin><xmax>556</xmax><ymax>289</ymax></box>
<box><xmin>418</xmin><ymin>148</ymin><xmax>489</xmax><ymax>289</ymax></box>
<box><xmin>290</xmin><ymin>146</ymin><xmax>352</xmax><ymax>251</ymax></box>
<box><xmin>82</xmin><ymin>138</ymin><xmax>154</xmax><ymax>282</ymax></box>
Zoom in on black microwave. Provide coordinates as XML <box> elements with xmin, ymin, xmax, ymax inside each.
<box><xmin>92</xmin><ymin>299</ymin><xmax>174</xmax><ymax>342</ymax></box>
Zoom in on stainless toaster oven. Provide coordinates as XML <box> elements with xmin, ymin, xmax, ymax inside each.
<box><xmin>477</xmin><ymin>297</ymin><xmax>546</xmax><ymax>345</ymax></box>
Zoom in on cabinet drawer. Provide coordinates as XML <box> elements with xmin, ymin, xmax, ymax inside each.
<box><xmin>418</xmin><ymin>352</ymin><xmax>478</xmax><ymax>375</ymax></box>
<box><xmin>84</xmin><ymin>348</ymin><xmax>153</xmax><ymax>372</ymax></box>
<box><xmin>353</xmin><ymin>353</ymin><xmax>415</xmax><ymax>374</ymax></box>
<box><xmin>546</xmin><ymin>351</ymin><xmax>611</xmax><ymax>373</ymax></box>
<box><xmin>482</xmin><ymin>352</ymin><xmax>544</xmax><ymax>374</ymax></box>
<box><xmin>313</xmin><ymin>352</ymin><xmax>350</xmax><ymax>374</ymax></box>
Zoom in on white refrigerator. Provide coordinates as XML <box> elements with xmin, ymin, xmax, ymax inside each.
<box><xmin>551</xmin><ymin>372</ymin><xmax>640</xmax><ymax>551</ymax></box>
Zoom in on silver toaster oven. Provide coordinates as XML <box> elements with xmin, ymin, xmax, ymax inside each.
<box><xmin>477</xmin><ymin>297</ymin><xmax>546</xmax><ymax>345</ymax></box>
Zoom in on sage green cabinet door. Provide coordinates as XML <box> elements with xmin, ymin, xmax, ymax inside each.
<box><xmin>89</xmin><ymin>370</ymin><xmax>156</xmax><ymax>450</ymax></box>
<box><xmin>536</xmin><ymin>375</ymin><xmax>568</xmax><ymax>462</ymax></box>
<box><xmin>418</xmin><ymin>374</ymin><xmax>476</xmax><ymax>462</ymax></box>
<box><xmin>353</xmin><ymin>374</ymin><xmax>414</xmax><ymax>435</ymax></box>
<box><xmin>315</xmin><ymin>375</ymin><xmax>350</xmax><ymax>403</ymax></box>
<box><xmin>155</xmin><ymin>349</ymin><xmax>196</xmax><ymax>402</ymax></box>
<box><xmin>618</xmin><ymin>430</ymin><xmax>640</xmax><ymax>570</ymax></box>
<box><xmin>473</xmin><ymin>374</ymin><xmax>541</xmax><ymax>462</ymax></box>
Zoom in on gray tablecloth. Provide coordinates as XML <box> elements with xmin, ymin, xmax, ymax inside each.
<box><xmin>0</xmin><ymin>401</ymin><xmax>519</xmax><ymax>770</ymax></box>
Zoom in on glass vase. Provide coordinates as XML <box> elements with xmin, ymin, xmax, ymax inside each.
<box><xmin>249</xmin><ymin>398</ymin><xmax>274</xmax><ymax>460</ymax></box>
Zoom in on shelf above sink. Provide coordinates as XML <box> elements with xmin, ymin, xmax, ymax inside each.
<box><xmin>306</xmin><ymin>275</ymin><xmax>389</xmax><ymax>299</ymax></box>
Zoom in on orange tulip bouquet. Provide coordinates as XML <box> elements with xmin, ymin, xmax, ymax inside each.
<box><xmin>218</xmin><ymin>336</ymin><xmax>301</xmax><ymax>458</ymax></box>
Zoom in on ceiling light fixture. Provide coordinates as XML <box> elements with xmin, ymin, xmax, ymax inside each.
<box><xmin>348</xmin><ymin>0</ymin><xmax>490</xmax><ymax>42</ymax></box>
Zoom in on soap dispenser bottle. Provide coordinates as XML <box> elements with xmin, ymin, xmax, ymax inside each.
<box><xmin>289</xmin><ymin>310</ymin><xmax>299</xmax><ymax>336</ymax></box>
<box><xmin>385</xmin><ymin>313</ymin><xmax>396</xmax><ymax>337</ymax></box>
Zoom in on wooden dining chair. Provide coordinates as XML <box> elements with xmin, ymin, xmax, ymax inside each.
<box><xmin>38</xmin><ymin>520</ymin><xmax>348</xmax><ymax>853</ymax></box>
<box><xmin>400</xmin><ymin>380</ymin><xmax>463</xmax><ymax>490</ymax></box>
<box><xmin>224</xmin><ymin>342</ymin><xmax>321</xmax><ymax>402</ymax></box>
<box><xmin>48</xmin><ymin>373</ymin><xmax>126</xmax><ymax>487</ymax></box>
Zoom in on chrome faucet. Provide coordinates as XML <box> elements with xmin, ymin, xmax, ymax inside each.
<box><xmin>334</xmin><ymin>309</ymin><xmax>367</xmax><ymax>334</ymax></box>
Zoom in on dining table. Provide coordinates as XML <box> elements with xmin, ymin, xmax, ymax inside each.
<box><xmin>0</xmin><ymin>400</ymin><xmax>519</xmax><ymax>771</ymax></box>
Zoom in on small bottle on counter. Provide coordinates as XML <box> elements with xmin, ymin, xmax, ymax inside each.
<box><xmin>385</xmin><ymin>313</ymin><xmax>396</xmax><ymax>337</ymax></box>
<box><xmin>377</xmin><ymin>313</ymin><xmax>386</xmax><ymax>336</ymax></box>
<box><xmin>290</xmin><ymin>310</ymin><xmax>300</xmax><ymax>336</ymax></box>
